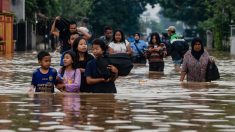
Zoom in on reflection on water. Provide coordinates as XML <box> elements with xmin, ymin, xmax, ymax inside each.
<box><xmin>0</xmin><ymin>93</ymin><xmax>235</xmax><ymax>131</ymax></box>
<box><xmin>0</xmin><ymin>51</ymin><xmax>235</xmax><ymax>131</ymax></box>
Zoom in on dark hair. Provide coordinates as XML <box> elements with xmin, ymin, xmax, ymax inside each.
<box><xmin>69</xmin><ymin>32</ymin><xmax>79</xmax><ymax>39</ymax></box>
<box><xmin>63</xmin><ymin>50</ymin><xmax>76</xmax><ymax>69</ymax></box>
<box><xmin>37</xmin><ymin>51</ymin><xmax>50</xmax><ymax>61</ymax></box>
<box><xmin>134</xmin><ymin>32</ymin><xmax>141</xmax><ymax>37</ymax></box>
<box><xmin>112</xmin><ymin>29</ymin><xmax>125</xmax><ymax>43</ymax></box>
<box><xmin>72</xmin><ymin>37</ymin><xmax>89</xmax><ymax>63</ymax></box>
<box><xmin>191</xmin><ymin>37</ymin><xmax>204</xmax><ymax>60</ymax></box>
<box><xmin>70</xmin><ymin>20</ymin><xmax>77</xmax><ymax>26</ymax></box>
<box><xmin>104</xmin><ymin>26</ymin><xmax>113</xmax><ymax>32</ymax></box>
<box><xmin>191</xmin><ymin>37</ymin><xmax>203</xmax><ymax>48</ymax></box>
<box><xmin>149</xmin><ymin>32</ymin><xmax>161</xmax><ymax>45</ymax></box>
<box><xmin>92</xmin><ymin>38</ymin><xmax>107</xmax><ymax>55</ymax></box>
<box><xmin>60</xmin><ymin>51</ymin><xmax>77</xmax><ymax>77</ymax></box>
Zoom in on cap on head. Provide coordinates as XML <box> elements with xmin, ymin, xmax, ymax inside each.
<box><xmin>166</xmin><ymin>26</ymin><xmax>176</xmax><ymax>32</ymax></box>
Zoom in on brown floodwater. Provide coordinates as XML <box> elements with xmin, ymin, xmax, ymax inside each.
<box><xmin>0</xmin><ymin>51</ymin><xmax>235</xmax><ymax>131</ymax></box>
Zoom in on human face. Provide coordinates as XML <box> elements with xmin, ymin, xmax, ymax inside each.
<box><xmin>134</xmin><ymin>34</ymin><xmax>140</xmax><ymax>40</ymax></box>
<box><xmin>152</xmin><ymin>36</ymin><xmax>157</xmax><ymax>44</ymax></box>
<box><xmin>77</xmin><ymin>39</ymin><xmax>87</xmax><ymax>53</ymax></box>
<box><xmin>39</xmin><ymin>56</ymin><xmax>51</xmax><ymax>69</ymax></box>
<box><xmin>105</xmin><ymin>29</ymin><xmax>113</xmax><ymax>39</ymax></box>
<box><xmin>193</xmin><ymin>41</ymin><xmax>202</xmax><ymax>52</ymax></box>
<box><xmin>63</xmin><ymin>54</ymin><xmax>73</xmax><ymax>67</ymax></box>
<box><xmin>167</xmin><ymin>30</ymin><xmax>172</xmax><ymax>36</ymax></box>
<box><xmin>114</xmin><ymin>31</ymin><xmax>122</xmax><ymax>42</ymax></box>
<box><xmin>92</xmin><ymin>44</ymin><xmax>104</xmax><ymax>58</ymax></box>
<box><xmin>69</xmin><ymin>24</ymin><xmax>77</xmax><ymax>33</ymax></box>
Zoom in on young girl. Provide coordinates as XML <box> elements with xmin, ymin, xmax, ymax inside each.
<box><xmin>146</xmin><ymin>32</ymin><xmax>167</xmax><ymax>72</ymax></box>
<box><xmin>72</xmin><ymin>37</ymin><xmax>94</xmax><ymax>92</ymax></box>
<box><xmin>85</xmin><ymin>38</ymin><xmax>118</xmax><ymax>93</ymax></box>
<box><xmin>57</xmin><ymin>51</ymin><xmax>81</xmax><ymax>92</ymax></box>
<box><xmin>108</xmin><ymin>29</ymin><xmax>132</xmax><ymax>55</ymax></box>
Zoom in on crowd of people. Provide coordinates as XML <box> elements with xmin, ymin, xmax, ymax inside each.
<box><xmin>29</xmin><ymin>16</ymin><xmax>214</xmax><ymax>94</ymax></box>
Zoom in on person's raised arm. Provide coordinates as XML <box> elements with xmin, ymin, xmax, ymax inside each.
<box><xmin>50</xmin><ymin>16</ymin><xmax>60</xmax><ymax>37</ymax></box>
<box><xmin>77</xmin><ymin>27</ymin><xmax>91</xmax><ymax>40</ymax></box>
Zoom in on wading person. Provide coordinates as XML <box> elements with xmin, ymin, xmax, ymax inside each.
<box><xmin>167</xmin><ymin>26</ymin><xmax>188</xmax><ymax>71</ymax></box>
<box><xmin>29</xmin><ymin>51</ymin><xmax>58</xmax><ymax>93</ymax></box>
<box><xmin>50</xmin><ymin>16</ymin><xmax>91</xmax><ymax>54</ymax></box>
<box><xmin>180</xmin><ymin>38</ymin><xmax>210</xmax><ymax>82</ymax></box>
<box><xmin>85</xmin><ymin>39</ymin><xmax>118</xmax><ymax>93</ymax></box>
<box><xmin>130</xmin><ymin>33</ymin><xmax>148</xmax><ymax>64</ymax></box>
<box><xmin>57</xmin><ymin>51</ymin><xmax>81</xmax><ymax>92</ymax></box>
<box><xmin>100</xmin><ymin>26</ymin><xmax>113</xmax><ymax>46</ymax></box>
<box><xmin>145</xmin><ymin>32</ymin><xmax>167</xmax><ymax>72</ymax></box>
<box><xmin>72</xmin><ymin>37</ymin><xmax>94</xmax><ymax>92</ymax></box>
<box><xmin>108</xmin><ymin>29</ymin><xmax>132</xmax><ymax>55</ymax></box>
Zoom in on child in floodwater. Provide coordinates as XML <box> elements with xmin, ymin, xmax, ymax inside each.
<box><xmin>57</xmin><ymin>50</ymin><xmax>81</xmax><ymax>92</ymax></box>
<box><xmin>29</xmin><ymin>51</ymin><xmax>58</xmax><ymax>93</ymax></box>
<box><xmin>85</xmin><ymin>38</ymin><xmax>118</xmax><ymax>93</ymax></box>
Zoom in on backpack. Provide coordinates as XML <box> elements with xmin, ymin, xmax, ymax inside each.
<box><xmin>171</xmin><ymin>39</ymin><xmax>189</xmax><ymax>58</ymax></box>
<box><xmin>162</xmin><ymin>41</ymin><xmax>173</xmax><ymax>56</ymax></box>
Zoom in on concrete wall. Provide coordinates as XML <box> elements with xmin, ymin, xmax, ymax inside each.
<box><xmin>231</xmin><ymin>36</ymin><xmax>235</xmax><ymax>55</ymax></box>
<box><xmin>11</xmin><ymin>0</ymin><xmax>25</xmax><ymax>22</ymax></box>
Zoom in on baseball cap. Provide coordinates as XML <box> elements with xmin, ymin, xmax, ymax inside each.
<box><xmin>166</xmin><ymin>26</ymin><xmax>176</xmax><ymax>32</ymax></box>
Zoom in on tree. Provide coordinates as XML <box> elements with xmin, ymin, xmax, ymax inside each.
<box><xmin>158</xmin><ymin>0</ymin><xmax>235</xmax><ymax>50</ymax></box>
<box><xmin>157</xmin><ymin>0</ymin><xmax>211</xmax><ymax>27</ymax></box>
<box><xmin>25</xmin><ymin>0</ymin><xmax>37</xmax><ymax>23</ymax></box>
<box><xmin>87</xmin><ymin>0</ymin><xmax>156</xmax><ymax>37</ymax></box>
<box><xmin>199</xmin><ymin>0</ymin><xmax>235</xmax><ymax>50</ymax></box>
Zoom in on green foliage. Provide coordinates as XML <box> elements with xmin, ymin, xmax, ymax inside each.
<box><xmin>60</xmin><ymin>0</ymin><xmax>92</xmax><ymax>20</ymax></box>
<box><xmin>157</xmin><ymin>0</ymin><xmax>210</xmax><ymax>26</ymax></box>
<box><xmin>25</xmin><ymin>0</ymin><xmax>37</xmax><ymax>23</ymax></box>
<box><xmin>198</xmin><ymin>0</ymin><xmax>235</xmax><ymax>50</ymax></box>
<box><xmin>25</xmin><ymin>0</ymin><xmax>61</xmax><ymax>22</ymax></box>
<box><xmin>87</xmin><ymin>0</ymin><xmax>156</xmax><ymax>36</ymax></box>
<box><xmin>158</xmin><ymin>0</ymin><xmax>235</xmax><ymax>51</ymax></box>
<box><xmin>25</xmin><ymin>0</ymin><xmax>91</xmax><ymax>23</ymax></box>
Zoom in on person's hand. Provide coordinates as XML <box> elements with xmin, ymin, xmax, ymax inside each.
<box><xmin>79</xmin><ymin>68</ymin><xmax>85</xmax><ymax>73</ymax></box>
<box><xmin>107</xmin><ymin>65</ymin><xmax>118</xmax><ymax>74</ymax></box>
<box><xmin>55</xmin><ymin>16</ymin><xmax>60</xmax><ymax>20</ymax></box>
<box><xmin>148</xmin><ymin>48</ymin><xmax>154</xmax><ymax>52</ymax></box>
<box><xmin>154</xmin><ymin>47</ymin><xmax>162</xmax><ymax>52</ymax></box>
<box><xmin>209</xmin><ymin>56</ymin><xmax>215</xmax><ymax>63</ymax></box>
<box><xmin>103</xmin><ymin>78</ymin><xmax>111</xmax><ymax>82</ymax></box>
<box><xmin>28</xmin><ymin>87</ymin><xmax>34</xmax><ymax>93</ymax></box>
<box><xmin>56</xmin><ymin>83</ymin><xmax>66</xmax><ymax>92</ymax></box>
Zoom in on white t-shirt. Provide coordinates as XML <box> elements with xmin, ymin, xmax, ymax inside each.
<box><xmin>109</xmin><ymin>40</ymin><xmax>129</xmax><ymax>54</ymax></box>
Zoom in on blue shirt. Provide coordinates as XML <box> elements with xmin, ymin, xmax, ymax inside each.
<box><xmin>31</xmin><ymin>67</ymin><xmax>57</xmax><ymax>93</ymax></box>
<box><xmin>130</xmin><ymin>40</ymin><xmax>148</xmax><ymax>56</ymax></box>
<box><xmin>84</xmin><ymin>59</ymin><xmax>116</xmax><ymax>93</ymax></box>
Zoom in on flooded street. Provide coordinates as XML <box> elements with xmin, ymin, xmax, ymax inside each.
<box><xmin>0</xmin><ymin>51</ymin><xmax>235</xmax><ymax>131</ymax></box>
